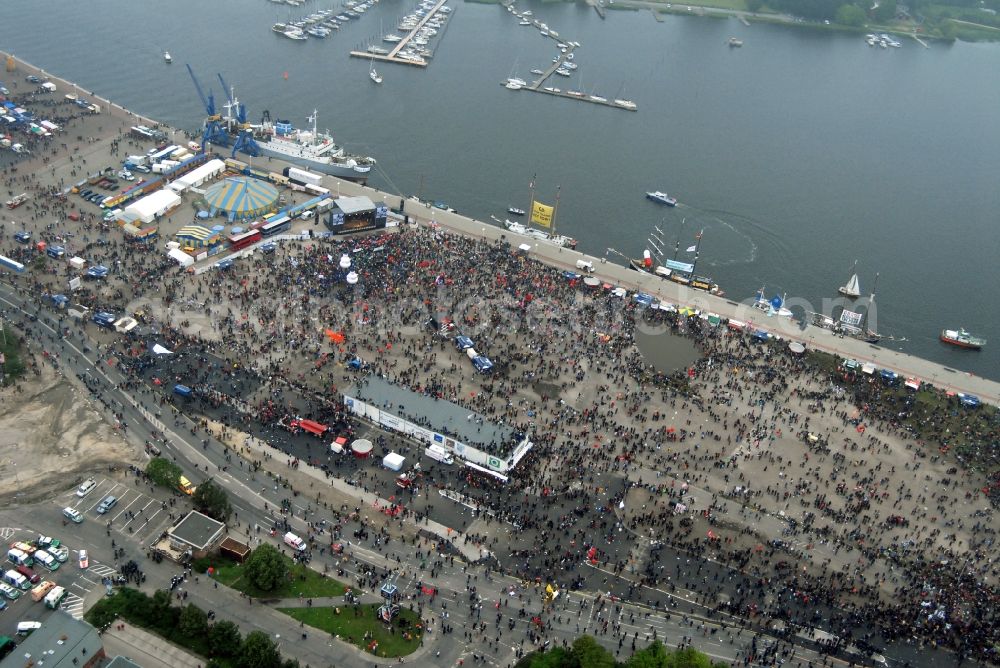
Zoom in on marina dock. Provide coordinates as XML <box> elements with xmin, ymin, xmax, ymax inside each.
<box><xmin>501</xmin><ymin>45</ymin><xmax>637</xmax><ymax>112</ymax></box>
<box><xmin>349</xmin><ymin>0</ymin><xmax>449</xmax><ymax>67</ymax></box>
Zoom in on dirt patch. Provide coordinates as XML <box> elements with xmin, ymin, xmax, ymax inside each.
<box><xmin>0</xmin><ymin>365</ymin><xmax>135</xmax><ymax>505</ymax></box>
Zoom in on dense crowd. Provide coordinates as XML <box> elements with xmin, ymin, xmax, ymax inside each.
<box><xmin>3</xmin><ymin>81</ymin><xmax>1000</xmax><ymax>665</ymax></box>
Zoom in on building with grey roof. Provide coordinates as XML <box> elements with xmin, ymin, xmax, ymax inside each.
<box><xmin>343</xmin><ymin>375</ymin><xmax>532</xmax><ymax>475</ymax></box>
<box><xmin>0</xmin><ymin>611</ymin><xmax>105</xmax><ymax>668</ymax></box>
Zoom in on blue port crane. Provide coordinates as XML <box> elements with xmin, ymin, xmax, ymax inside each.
<box><xmin>216</xmin><ymin>74</ymin><xmax>261</xmax><ymax>158</ymax></box>
<box><xmin>185</xmin><ymin>64</ymin><xmax>229</xmax><ymax>151</ymax></box>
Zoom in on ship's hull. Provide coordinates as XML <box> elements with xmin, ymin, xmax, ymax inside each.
<box><xmin>940</xmin><ymin>334</ymin><xmax>983</xmax><ymax>350</ymax></box>
<box><xmin>257</xmin><ymin>144</ymin><xmax>372</xmax><ymax>182</ymax></box>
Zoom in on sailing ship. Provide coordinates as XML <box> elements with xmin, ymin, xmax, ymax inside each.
<box><xmin>492</xmin><ymin>177</ymin><xmax>576</xmax><ymax>249</ymax></box>
<box><xmin>624</xmin><ymin>223</ymin><xmax>723</xmax><ymax>295</ymax></box>
<box><xmin>838</xmin><ymin>260</ymin><xmax>861</xmax><ymax>297</ymax></box>
<box><xmin>814</xmin><ymin>272</ymin><xmax>881</xmax><ymax>343</ymax></box>
<box><xmin>369</xmin><ymin>57</ymin><xmax>382</xmax><ymax>84</ymax></box>
<box><xmin>940</xmin><ymin>328</ymin><xmax>986</xmax><ymax>350</ymax></box>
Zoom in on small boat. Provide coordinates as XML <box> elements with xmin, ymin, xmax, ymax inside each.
<box><xmin>838</xmin><ymin>260</ymin><xmax>862</xmax><ymax>298</ymax></box>
<box><xmin>367</xmin><ymin>45</ymin><xmax>390</xmax><ymax>55</ymax></box>
<box><xmin>614</xmin><ymin>99</ymin><xmax>637</xmax><ymax>110</ymax></box>
<box><xmin>562</xmin><ymin>62</ymin><xmax>577</xmax><ymax>70</ymax></box>
<box><xmin>940</xmin><ymin>328</ymin><xmax>986</xmax><ymax>350</ymax></box>
<box><xmin>728</xmin><ymin>37</ymin><xmax>743</xmax><ymax>47</ymax></box>
<box><xmin>519</xmin><ymin>19</ymin><xmax>532</xmax><ymax>25</ymax></box>
<box><xmin>530</xmin><ymin>68</ymin><xmax>544</xmax><ymax>75</ymax></box>
<box><xmin>507</xmin><ymin>207</ymin><xmax>526</xmax><ymax>216</ymax></box>
<box><xmin>646</xmin><ymin>191</ymin><xmax>677</xmax><ymax>206</ymax></box>
<box><xmin>555</xmin><ymin>68</ymin><xmax>571</xmax><ymax>77</ymax></box>
<box><xmin>383</xmin><ymin>34</ymin><xmax>403</xmax><ymax>42</ymax></box>
<box><xmin>752</xmin><ymin>287</ymin><xmax>793</xmax><ymax>318</ymax></box>
<box><xmin>505</xmin><ymin>80</ymin><xmax>522</xmax><ymax>90</ymax></box>
<box><xmin>164</xmin><ymin>51</ymin><xmax>172</xmax><ymax>63</ymax></box>
<box><xmin>272</xmin><ymin>22</ymin><xmax>288</xmax><ymax>33</ymax></box>
<box><xmin>370</xmin><ymin>66</ymin><xmax>382</xmax><ymax>84</ymax></box>
<box><xmin>589</xmin><ymin>95</ymin><xmax>607</xmax><ymax>103</ymax></box>
<box><xmin>284</xmin><ymin>28</ymin><xmax>308</xmax><ymax>40</ymax></box>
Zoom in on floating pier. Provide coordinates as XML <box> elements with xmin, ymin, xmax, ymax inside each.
<box><xmin>501</xmin><ymin>46</ymin><xmax>637</xmax><ymax>112</ymax></box>
<box><xmin>349</xmin><ymin>0</ymin><xmax>449</xmax><ymax>67</ymax></box>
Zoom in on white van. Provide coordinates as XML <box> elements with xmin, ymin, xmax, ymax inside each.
<box><xmin>16</xmin><ymin>621</ymin><xmax>42</xmax><ymax>636</ymax></box>
<box><xmin>283</xmin><ymin>532</ymin><xmax>307</xmax><ymax>553</ymax></box>
<box><xmin>44</xmin><ymin>585</ymin><xmax>66</xmax><ymax>609</ymax></box>
<box><xmin>425</xmin><ymin>445</ymin><xmax>454</xmax><ymax>465</ymax></box>
<box><xmin>3</xmin><ymin>570</ymin><xmax>29</xmax><ymax>591</ymax></box>
<box><xmin>575</xmin><ymin>259</ymin><xmax>594</xmax><ymax>272</ymax></box>
<box><xmin>76</xmin><ymin>478</ymin><xmax>96</xmax><ymax>497</ymax></box>
<box><xmin>63</xmin><ymin>507</ymin><xmax>83</xmax><ymax>524</ymax></box>
<box><xmin>7</xmin><ymin>549</ymin><xmax>32</xmax><ymax>567</ymax></box>
<box><xmin>32</xmin><ymin>550</ymin><xmax>58</xmax><ymax>571</ymax></box>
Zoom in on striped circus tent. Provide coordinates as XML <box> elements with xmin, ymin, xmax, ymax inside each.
<box><xmin>175</xmin><ymin>225</ymin><xmax>221</xmax><ymax>248</ymax></box>
<box><xmin>203</xmin><ymin>177</ymin><xmax>280</xmax><ymax>221</ymax></box>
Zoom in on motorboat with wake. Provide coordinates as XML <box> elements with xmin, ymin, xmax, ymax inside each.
<box><xmin>646</xmin><ymin>191</ymin><xmax>677</xmax><ymax>206</ymax></box>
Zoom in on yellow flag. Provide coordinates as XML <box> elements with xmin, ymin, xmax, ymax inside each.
<box><xmin>530</xmin><ymin>201</ymin><xmax>554</xmax><ymax>227</ymax></box>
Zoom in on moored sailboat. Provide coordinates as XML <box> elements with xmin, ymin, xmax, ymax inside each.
<box><xmin>838</xmin><ymin>260</ymin><xmax>861</xmax><ymax>297</ymax></box>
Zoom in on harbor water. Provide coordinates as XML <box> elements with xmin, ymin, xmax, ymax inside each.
<box><xmin>3</xmin><ymin>0</ymin><xmax>999</xmax><ymax>379</ymax></box>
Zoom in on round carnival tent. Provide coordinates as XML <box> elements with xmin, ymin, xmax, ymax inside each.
<box><xmin>351</xmin><ymin>439</ymin><xmax>373</xmax><ymax>459</ymax></box>
<box><xmin>203</xmin><ymin>177</ymin><xmax>279</xmax><ymax>221</ymax></box>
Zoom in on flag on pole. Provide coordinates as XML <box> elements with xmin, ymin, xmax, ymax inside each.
<box><xmin>685</xmin><ymin>245</ymin><xmax>697</xmax><ymax>253</ymax></box>
<box><xmin>529</xmin><ymin>173</ymin><xmax>536</xmax><ymax>190</ymax></box>
<box><xmin>530</xmin><ymin>201</ymin><xmax>554</xmax><ymax>228</ymax></box>
<box><xmin>695</xmin><ymin>230</ymin><xmax>703</xmax><ymax>239</ymax></box>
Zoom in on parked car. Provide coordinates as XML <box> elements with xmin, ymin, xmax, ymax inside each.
<box><xmin>78</xmin><ymin>549</ymin><xmax>88</xmax><ymax>569</ymax></box>
<box><xmin>96</xmin><ymin>495</ymin><xmax>117</xmax><ymax>514</ymax></box>
<box><xmin>76</xmin><ymin>478</ymin><xmax>96</xmax><ymax>497</ymax></box>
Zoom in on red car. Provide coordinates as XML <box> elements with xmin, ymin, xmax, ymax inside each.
<box><xmin>14</xmin><ymin>565</ymin><xmax>40</xmax><ymax>584</ymax></box>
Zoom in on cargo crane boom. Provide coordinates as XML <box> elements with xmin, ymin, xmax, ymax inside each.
<box><xmin>185</xmin><ymin>63</ymin><xmax>228</xmax><ymax>151</ymax></box>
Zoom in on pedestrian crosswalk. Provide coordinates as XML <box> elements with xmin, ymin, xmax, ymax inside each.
<box><xmin>88</xmin><ymin>563</ymin><xmax>118</xmax><ymax>578</ymax></box>
<box><xmin>61</xmin><ymin>592</ymin><xmax>86</xmax><ymax>619</ymax></box>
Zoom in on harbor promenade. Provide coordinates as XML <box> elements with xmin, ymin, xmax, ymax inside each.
<box><xmin>3</xmin><ymin>50</ymin><xmax>996</xmax><ymax>406</ymax></box>
<box><xmin>337</xmin><ymin>183</ymin><xmax>1000</xmax><ymax>407</ymax></box>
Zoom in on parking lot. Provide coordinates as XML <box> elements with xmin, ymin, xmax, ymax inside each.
<box><xmin>65</xmin><ymin>475</ymin><xmax>177</xmax><ymax>546</ymax></box>
<box><xmin>0</xmin><ymin>475</ymin><xmax>180</xmax><ymax>641</ymax></box>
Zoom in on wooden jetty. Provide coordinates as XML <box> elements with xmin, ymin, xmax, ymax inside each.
<box><xmin>349</xmin><ymin>0</ymin><xmax>449</xmax><ymax>67</ymax></box>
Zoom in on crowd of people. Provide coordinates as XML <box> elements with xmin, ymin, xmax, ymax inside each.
<box><xmin>3</xmin><ymin>72</ymin><xmax>1000</xmax><ymax>665</ymax></box>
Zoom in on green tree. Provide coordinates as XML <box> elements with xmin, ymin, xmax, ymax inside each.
<box><xmin>517</xmin><ymin>647</ymin><xmax>578</xmax><ymax>668</ymax></box>
<box><xmin>209</xmin><ymin>620</ymin><xmax>242</xmax><ymax>658</ymax></box>
<box><xmin>835</xmin><ymin>3</ymin><xmax>866</xmax><ymax>25</ymax></box>
<box><xmin>243</xmin><ymin>544</ymin><xmax>287</xmax><ymax>592</ymax></box>
<box><xmin>178</xmin><ymin>604</ymin><xmax>209</xmax><ymax>638</ymax></box>
<box><xmin>146</xmin><ymin>457</ymin><xmax>182</xmax><ymax>488</ymax></box>
<box><xmin>193</xmin><ymin>479</ymin><xmax>232</xmax><ymax>522</ymax></box>
<box><xmin>237</xmin><ymin>630</ymin><xmax>282</xmax><ymax>668</ymax></box>
<box><xmin>627</xmin><ymin>640</ymin><xmax>668</xmax><ymax>668</ymax></box>
<box><xmin>873</xmin><ymin>0</ymin><xmax>897</xmax><ymax>22</ymax></box>
<box><xmin>572</xmin><ymin>635</ymin><xmax>615</xmax><ymax>668</ymax></box>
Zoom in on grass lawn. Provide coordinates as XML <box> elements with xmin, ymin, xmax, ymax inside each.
<box><xmin>279</xmin><ymin>605</ymin><xmax>424</xmax><ymax>658</ymax></box>
<box><xmin>204</xmin><ymin>555</ymin><xmax>347</xmax><ymax>599</ymax></box>
<box><xmin>0</xmin><ymin>334</ymin><xmax>26</xmax><ymax>384</ymax></box>
<box><xmin>651</xmin><ymin>0</ymin><xmax>749</xmax><ymax>11</ymax></box>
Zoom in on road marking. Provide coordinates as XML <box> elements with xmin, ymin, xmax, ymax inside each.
<box><xmin>0</xmin><ymin>528</ymin><xmax>16</xmax><ymax>540</ymax></box>
<box><xmin>61</xmin><ymin>593</ymin><xmax>85</xmax><ymax>619</ymax></box>
<box><xmin>89</xmin><ymin>564</ymin><xmax>117</xmax><ymax>578</ymax></box>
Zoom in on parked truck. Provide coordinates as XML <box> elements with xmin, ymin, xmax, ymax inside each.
<box><xmin>283</xmin><ymin>166</ymin><xmax>323</xmax><ymax>188</ymax></box>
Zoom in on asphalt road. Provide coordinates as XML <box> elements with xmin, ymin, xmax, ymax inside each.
<box><xmin>0</xmin><ymin>280</ymin><xmax>954</xmax><ymax>667</ymax></box>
